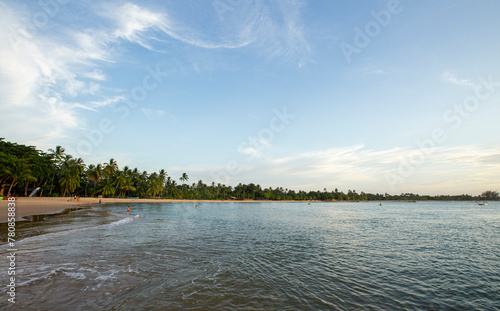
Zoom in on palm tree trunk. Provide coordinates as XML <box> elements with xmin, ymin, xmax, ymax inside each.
<box><xmin>8</xmin><ymin>179</ymin><xmax>17</xmax><ymax>196</ymax></box>
<box><xmin>113</xmin><ymin>181</ymin><xmax>120</xmax><ymax>198</ymax></box>
<box><xmin>49</xmin><ymin>171</ymin><xmax>56</xmax><ymax>194</ymax></box>
<box><xmin>39</xmin><ymin>180</ymin><xmax>48</xmax><ymax>197</ymax></box>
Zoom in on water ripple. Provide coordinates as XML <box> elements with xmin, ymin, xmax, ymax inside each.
<box><xmin>1</xmin><ymin>202</ymin><xmax>499</xmax><ymax>310</ymax></box>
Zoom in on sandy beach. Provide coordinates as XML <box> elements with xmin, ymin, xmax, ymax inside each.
<box><xmin>0</xmin><ymin>197</ymin><xmax>297</xmax><ymax>223</ymax></box>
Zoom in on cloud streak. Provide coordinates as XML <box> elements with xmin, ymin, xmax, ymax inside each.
<box><xmin>443</xmin><ymin>71</ymin><xmax>478</xmax><ymax>88</ymax></box>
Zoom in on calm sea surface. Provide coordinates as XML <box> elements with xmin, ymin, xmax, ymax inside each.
<box><xmin>1</xmin><ymin>201</ymin><xmax>499</xmax><ymax>310</ymax></box>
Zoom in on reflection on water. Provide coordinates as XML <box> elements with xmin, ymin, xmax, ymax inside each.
<box><xmin>1</xmin><ymin>201</ymin><xmax>499</xmax><ymax>310</ymax></box>
<box><xmin>0</xmin><ymin>207</ymin><xmax>118</xmax><ymax>243</ymax></box>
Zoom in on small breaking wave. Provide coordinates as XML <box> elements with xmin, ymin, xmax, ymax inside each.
<box><xmin>17</xmin><ymin>262</ymin><xmax>133</xmax><ymax>287</ymax></box>
<box><xmin>17</xmin><ymin>215</ymin><xmax>143</xmax><ymax>244</ymax></box>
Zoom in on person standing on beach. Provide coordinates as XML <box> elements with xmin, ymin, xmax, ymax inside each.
<box><xmin>127</xmin><ymin>206</ymin><xmax>131</xmax><ymax>215</ymax></box>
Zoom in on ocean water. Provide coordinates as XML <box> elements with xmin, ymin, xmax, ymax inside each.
<box><xmin>1</xmin><ymin>201</ymin><xmax>499</xmax><ymax>310</ymax></box>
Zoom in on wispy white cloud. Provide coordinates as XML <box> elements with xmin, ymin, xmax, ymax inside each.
<box><xmin>346</xmin><ymin>66</ymin><xmax>392</xmax><ymax>79</ymax></box>
<box><xmin>443</xmin><ymin>71</ymin><xmax>478</xmax><ymax>88</ymax></box>
<box><xmin>110</xmin><ymin>3</ymin><xmax>172</xmax><ymax>50</ymax></box>
<box><xmin>81</xmin><ymin>69</ymin><xmax>107</xmax><ymax>81</ymax></box>
<box><xmin>104</xmin><ymin>2</ymin><xmax>255</xmax><ymax>50</ymax></box>
<box><xmin>238</xmin><ymin>145</ymin><xmax>263</xmax><ymax>159</ymax></box>
<box><xmin>108</xmin><ymin>0</ymin><xmax>312</xmax><ymax>61</ymax></box>
<box><xmin>90</xmin><ymin>96</ymin><xmax>125</xmax><ymax>108</ymax></box>
<box><xmin>141</xmin><ymin>108</ymin><xmax>165</xmax><ymax>120</ymax></box>
<box><xmin>270</xmin><ymin>145</ymin><xmax>404</xmax><ymax>183</ymax></box>
<box><xmin>242</xmin><ymin>0</ymin><xmax>311</xmax><ymax>65</ymax></box>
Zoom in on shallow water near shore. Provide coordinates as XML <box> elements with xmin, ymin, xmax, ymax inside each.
<box><xmin>1</xmin><ymin>201</ymin><xmax>499</xmax><ymax>310</ymax></box>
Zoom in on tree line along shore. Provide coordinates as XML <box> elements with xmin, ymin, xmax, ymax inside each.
<box><xmin>1</xmin><ymin>139</ymin><xmax>498</xmax><ymax>202</ymax></box>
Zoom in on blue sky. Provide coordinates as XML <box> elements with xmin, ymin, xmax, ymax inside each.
<box><xmin>1</xmin><ymin>0</ymin><xmax>499</xmax><ymax>195</ymax></box>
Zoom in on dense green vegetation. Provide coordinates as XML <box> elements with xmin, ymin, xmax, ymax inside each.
<box><xmin>1</xmin><ymin>139</ymin><xmax>498</xmax><ymax>201</ymax></box>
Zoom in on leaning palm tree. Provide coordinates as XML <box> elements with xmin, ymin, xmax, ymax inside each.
<box><xmin>6</xmin><ymin>161</ymin><xmax>35</xmax><ymax>195</ymax></box>
<box><xmin>21</xmin><ymin>173</ymin><xmax>37</xmax><ymax>197</ymax></box>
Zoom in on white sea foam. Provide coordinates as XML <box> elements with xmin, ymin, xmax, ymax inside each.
<box><xmin>17</xmin><ymin>214</ymin><xmax>143</xmax><ymax>245</ymax></box>
<box><xmin>18</xmin><ymin>264</ymin><xmax>77</xmax><ymax>287</ymax></box>
<box><xmin>18</xmin><ymin>273</ymin><xmax>53</xmax><ymax>287</ymax></box>
<box><xmin>95</xmin><ymin>273</ymin><xmax>117</xmax><ymax>282</ymax></box>
<box><xmin>18</xmin><ymin>262</ymin><xmax>134</xmax><ymax>287</ymax></box>
<box><xmin>63</xmin><ymin>271</ymin><xmax>86</xmax><ymax>280</ymax></box>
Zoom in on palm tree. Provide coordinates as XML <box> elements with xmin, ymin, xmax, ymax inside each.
<box><xmin>6</xmin><ymin>161</ymin><xmax>35</xmax><ymax>195</ymax></box>
<box><xmin>86</xmin><ymin>164</ymin><xmax>102</xmax><ymax>189</ymax></box>
<box><xmin>59</xmin><ymin>170</ymin><xmax>79</xmax><ymax>197</ymax></box>
<box><xmin>196</xmin><ymin>180</ymin><xmax>205</xmax><ymax>198</ymax></box>
<box><xmin>113</xmin><ymin>171</ymin><xmax>127</xmax><ymax>197</ymax></box>
<box><xmin>145</xmin><ymin>172</ymin><xmax>160</xmax><ymax>198</ymax></box>
<box><xmin>122</xmin><ymin>166</ymin><xmax>131</xmax><ymax>179</ymax></box>
<box><xmin>61</xmin><ymin>154</ymin><xmax>73</xmax><ymax>169</ymax></box>
<box><xmin>119</xmin><ymin>178</ymin><xmax>136</xmax><ymax>198</ymax></box>
<box><xmin>22</xmin><ymin>172</ymin><xmax>37</xmax><ymax>197</ymax></box>
<box><xmin>29</xmin><ymin>152</ymin><xmax>53</xmax><ymax>197</ymax></box>
<box><xmin>481</xmin><ymin>190</ymin><xmax>499</xmax><ymax>200</ymax></box>
<box><xmin>99</xmin><ymin>180</ymin><xmax>115</xmax><ymax>197</ymax></box>
<box><xmin>103</xmin><ymin>158</ymin><xmax>118</xmax><ymax>179</ymax></box>
<box><xmin>158</xmin><ymin>169</ymin><xmax>167</xmax><ymax>195</ymax></box>
<box><xmin>58</xmin><ymin>156</ymin><xmax>85</xmax><ymax>196</ymax></box>
<box><xmin>147</xmin><ymin>182</ymin><xmax>163</xmax><ymax>198</ymax></box>
<box><xmin>47</xmin><ymin>145</ymin><xmax>65</xmax><ymax>194</ymax></box>
<box><xmin>179</xmin><ymin>172</ymin><xmax>189</xmax><ymax>192</ymax></box>
<box><xmin>75</xmin><ymin>158</ymin><xmax>85</xmax><ymax>172</ymax></box>
<box><xmin>159</xmin><ymin>169</ymin><xmax>167</xmax><ymax>182</ymax></box>
<box><xmin>166</xmin><ymin>178</ymin><xmax>177</xmax><ymax>198</ymax></box>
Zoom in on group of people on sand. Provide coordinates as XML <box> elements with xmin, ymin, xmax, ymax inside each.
<box><xmin>68</xmin><ymin>196</ymin><xmax>80</xmax><ymax>202</ymax></box>
<box><xmin>66</xmin><ymin>196</ymin><xmax>131</xmax><ymax>215</ymax></box>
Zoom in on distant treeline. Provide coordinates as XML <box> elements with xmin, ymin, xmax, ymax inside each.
<box><xmin>1</xmin><ymin>139</ymin><xmax>498</xmax><ymax>201</ymax></box>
